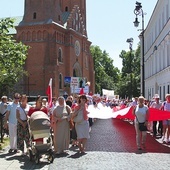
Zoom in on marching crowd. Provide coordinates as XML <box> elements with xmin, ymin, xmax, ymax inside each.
<box><xmin>0</xmin><ymin>93</ymin><xmax>93</xmax><ymax>156</ymax></box>
<box><xmin>0</xmin><ymin>92</ymin><xmax>170</xmax><ymax>155</ymax></box>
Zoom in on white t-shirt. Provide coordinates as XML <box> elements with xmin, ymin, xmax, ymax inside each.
<box><xmin>17</xmin><ymin>104</ymin><xmax>30</xmax><ymax>121</ymax></box>
<box><xmin>7</xmin><ymin>102</ymin><xmax>19</xmax><ymax>125</ymax></box>
<box><xmin>150</xmin><ymin>102</ymin><xmax>162</xmax><ymax>109</ymax></box>
<box><xmin>163</xmin><ymin>102</ymin><xmax>170</xmax><ymax>111</ymax></box>
<box><xmin>135</xmin><ymin>105</ymin><xmax>148</xmax><ymax>123</ymax></box>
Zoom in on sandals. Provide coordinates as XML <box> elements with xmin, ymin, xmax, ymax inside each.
<box><xmin>8</xmin><ymin>149</ymin><xmax>13</xmax><ymax>153</ymax></box>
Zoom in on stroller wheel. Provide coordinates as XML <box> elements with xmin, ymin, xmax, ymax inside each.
<box><xmin>48</xmin><ymin>155</ymin><xmax>54</xmax><ymax>163</ymax></box>
<box><xmin>35</xmin><ymin>155</ymin><xmax>40</xmax><ymax>164</ymax></box>
<box><xmin>28</xmin><ymin>149</ymin><xmax>33</xmax><ymax>161</ymax></box>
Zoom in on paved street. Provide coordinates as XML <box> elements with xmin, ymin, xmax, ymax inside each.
<box><xmin>0</xmin><ymin>118</ymin><xmax>170</xmax><ymax>170</ymax></box>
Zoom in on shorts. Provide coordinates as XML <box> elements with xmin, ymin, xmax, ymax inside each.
<box><xmin>163</xmin><ymin>120</ymin><xmax>170</xmax><ymax>126</ymax></box>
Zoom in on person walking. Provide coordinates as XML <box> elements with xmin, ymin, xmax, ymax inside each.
<box><xmin>16</xmin><ymin>94</ymin><xmax>30</xmax><ymax>155</ymax></box>
<box><xmin>0</xmin><ymin>96</ymin><xmax>8</xmax><ymax>136</ymax></box>
<box><xmin>161</xmin><ymin>94</ymin><xmax>170</xmax><ymax>143</ymax></box>
<box><xmin>4</xmin><ymin>93</ymin><xmax>20</xmax><ymax>153</ymax></box>
<box><xmin>72</xmin><ymin>94</ymin><xmax>90</xmax><ymax>153</ymax></box>
<box><xmin>133</xmin><ymin>96</ymin><xmax>149</xmax><ymax>150</ymax></box>
<box><xmin>150</xmin><ymin>94</ymin><xmax>162</xmax><ymax>138</ymax></box>
<box><xmin>28</xmin><ymin>95</ymin><xmax>48</xmax><ymax>144</ymax></box>
<box><xmin>53</xmin><ymin>96</ymin><xmax>71</xmax><ymax>154</ymax></box>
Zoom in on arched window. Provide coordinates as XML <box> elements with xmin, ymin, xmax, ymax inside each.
<box><xmin>33</xmin><ymin>12</ymin><xmax>36</xmax><ymax>19</ymax></box>
<box><xmin>65</xmin><ymin>7</ymin><xmax>68</xmax><ymax>12</ymax></box>
<box><xmin>27</xmin><ymin>31</ymin><xmax>31</xmax><ymax>41</ymax></box>
<box><xmin>58</xmin><ymin>48</ymin><xmax>63</xmax><ymax>62</ymax></box>
<box><xmin>58</xmin><ymin>15</ymin><xmax>60</xmax><ymax>21</ymax></box>
<box><xmin>32</xmin><ymin>31</ymin><xmax>36</xmax><ymax>41</ymax></box>
<box><xmin>59</xmin><ymin>73</ymin><xmax>62</xmax><ymax>89</ymax></box>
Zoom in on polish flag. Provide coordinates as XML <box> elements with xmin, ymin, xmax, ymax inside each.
<box><xmin>46</xmin><ymin>78</ymin><xmax>52</xmax><ymax>108</ymax></box>
<box><xmin>79</xmin><ymin>88</ymin><xmax>84</xmax><ymax>95</ymax></box>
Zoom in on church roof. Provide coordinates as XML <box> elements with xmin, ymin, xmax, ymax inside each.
<box><xmin>2</xmin><ymin>12</ymin><xmax>69</xmax><ymax>34</ymax></box>
<box><xmin>62</xmin><ymin>12</ymin><xmax>70</xmax><ymax>24</ymax></box>
<box><xmin>2</xmin><ymin>16</ymin><xmax>23</xmax><ymax>34</ymax></box>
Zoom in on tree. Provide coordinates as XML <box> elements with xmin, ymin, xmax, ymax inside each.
<box><xmin>117</xmin><ymin>45</ymin><xmax>141</xmax><ymax>99</ymax></box>
<box><xmin>0</xmin><ymin>18</ymin><xmax>29</xmax><ymax>95</ymax></box>
<box><xmin>90</xmin><ymin>45</ymin><xmax>120</xmax><ymax>94</ymax></box>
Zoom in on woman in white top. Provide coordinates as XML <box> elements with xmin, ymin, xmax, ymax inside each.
<box><xmin>16</xmin><ymin>94</ymin><xmax>30</xmax><ymax>155</ymax></box>
<box><xmin>133</xmin><ymin>96</ymin><xmax>149</xmax><ymax>150</ymax></box>
<box><xmin>161</xmin><ymin>94</ymin><xmax>170</xmax><ymax>143</ymax></box>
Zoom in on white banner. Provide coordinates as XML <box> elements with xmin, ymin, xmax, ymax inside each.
<box><xmin>102</xmin><ymin>89</ymin><xmax>114</xmax><ymax>100</ymax></box>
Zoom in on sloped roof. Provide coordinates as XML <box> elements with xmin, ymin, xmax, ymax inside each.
<box><xmin>2</xmin><ymin>16</ymin><xmax>23</xmax><ymax>34</ymax></box>
<box><xmin>62</xmin><ymin>12</ymin><xmax>70</xmax><ymax>24</ymax></box>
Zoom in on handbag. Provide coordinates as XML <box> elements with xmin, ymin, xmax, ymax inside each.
<box><xmin>135</xmin><ymin>113</ymin><xmax>148</xmax><ymax>131</ymax></box>
<box><xmin>138</xmin><ymin>122</ymin><xmax>148</xmax><ymax>131</ymax></box>
<box><xmin>73</xmin><ymin>110</ymin><xmax>83</xmax><ymax>123</ymax></box>
<box><xmin>65</xmin><ymin>106</ymin><xmax>74</xmax><ymax>129</ymax></box>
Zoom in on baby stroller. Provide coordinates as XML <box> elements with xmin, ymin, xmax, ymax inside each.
<box><xmin>28</xmin><ymin>111</ymin><xmax>54</xmax><ymax>164</ymax></box>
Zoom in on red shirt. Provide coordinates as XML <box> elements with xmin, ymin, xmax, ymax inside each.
<box><xmin>28</xmin><ymin>107</ymin><xmax>48</xmax><ymax>117</ymax></box>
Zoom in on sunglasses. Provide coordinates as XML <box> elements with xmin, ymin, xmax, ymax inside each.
<box><xmin>14</xmin><ymin>97</ymin><xmax>20</xmax><ymax>99</ymax></box>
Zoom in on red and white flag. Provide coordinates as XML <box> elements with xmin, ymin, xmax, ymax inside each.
<box><xmin>79</xmin><ymin>88</ymin><xmax>84</xmax><ymax>95</ymax></box>
<box><xmin>46</xmin><ymin>78</ymin><xmax>52</xmax><ymax>108</ymax></box>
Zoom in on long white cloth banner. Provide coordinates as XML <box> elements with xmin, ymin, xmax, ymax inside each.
<box><xmin>87</xmin><ymin>103</ymin><xmax>131</xmax><ymax>119</ymax></box>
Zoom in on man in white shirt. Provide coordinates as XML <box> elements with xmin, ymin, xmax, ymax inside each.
<box><xmin>150</xmin><ymin>94</ymin><xmax>162</xmax><ymax>137</ymax></box>
<box><xmin>4</xmin><ymin>93</ymin><xmax>20</xmax><ymax>153</ymax></box>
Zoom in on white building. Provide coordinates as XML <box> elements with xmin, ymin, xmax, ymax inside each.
<box><xmin>144</xmin><ymin>0</ymin><xmax>170</xmax><ymax>101</ymax></box>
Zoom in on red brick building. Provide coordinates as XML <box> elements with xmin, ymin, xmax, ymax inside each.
<box><xmin>16</xmin><ymin>0</ymin><xmax>95</xmax><ymax>97</ymax></box>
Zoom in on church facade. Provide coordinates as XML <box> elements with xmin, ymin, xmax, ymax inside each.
<box><xmin>16</xmin><ymin>0</ymin><xmax>95</xmax><ymax>97</ymax></box>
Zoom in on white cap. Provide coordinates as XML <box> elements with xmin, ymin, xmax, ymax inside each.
<box><xmin>154</xmin><ymin>94</ymin><xmax>159</xmax><ymax>98</ymax></box>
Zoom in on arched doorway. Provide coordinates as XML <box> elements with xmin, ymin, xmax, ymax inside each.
<box><xmin>73</xmin><ymin>62</ymin><xmax>82</xmax><ymax>77</ymax></box>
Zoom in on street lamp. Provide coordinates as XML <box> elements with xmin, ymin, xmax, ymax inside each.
<box><xmin>126</xmin><ymin>38</ymin><xmax>133</xmax><ymax>99</ymax></box>
<box><xmin>133</xmin><ymin>1</ymin><xmax>145</xmax><ymax>96</ymax></box>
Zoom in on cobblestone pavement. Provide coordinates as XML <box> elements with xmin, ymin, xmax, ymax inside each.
<box><xmin>1</xmin><ymin>118</ymin><xmax>170</xmax><ymax>170</ymax></box>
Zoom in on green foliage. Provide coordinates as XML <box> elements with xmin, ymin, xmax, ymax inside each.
<box><xmin>117</xmin><ymin>45</ymin><xmax>141</xmax><ymax>99</ymax></box>
<box><xmin>0</xmin><ymin>18</ymin><xmax>29</xmax><ymax>95</ymax></box>
<box><xmin>90</xmin><ymin>45</ymin><xmax>120</xmax><ymax>94</ymax></box>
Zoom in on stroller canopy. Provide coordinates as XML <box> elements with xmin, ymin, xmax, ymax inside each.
<box><xmin>29</xmin><ymin>111</ymin><xmax>50</xmax><ymax>131</ymax></box>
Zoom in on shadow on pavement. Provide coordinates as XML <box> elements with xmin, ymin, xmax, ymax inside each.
<box><xmin>67</xmin><ymin>152</ymin><xmax>87</xmax><ymax>159</ymax></box>
<box><xmin>0</xmin><ymin>151</ymin><xmax>50</xmax><ymax>169</ymax></box>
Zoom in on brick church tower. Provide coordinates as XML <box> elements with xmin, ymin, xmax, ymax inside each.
<box><xmin>16</xmin><ymin>0</ymin><xmax>95</xmax><ymax>97</ymax></box>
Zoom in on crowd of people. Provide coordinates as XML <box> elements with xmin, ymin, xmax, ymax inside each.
<box><xmin>0</xmin><ymin>93</ymin><xmax>93</xmax><ymax>155</ymax></box>
<box><xmin>0</xmin><ymin>92</ymin><xmax>170</xmax><ymax>155</ymax></box>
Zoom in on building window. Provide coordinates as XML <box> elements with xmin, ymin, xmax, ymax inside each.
<box><xmin>163</xmin><ymin>86</ymin><xmax>165</xmax><ymax>100</ymax></box>
<box><xmin>65</xmin><ymin>6</ymin><xmax>68</xmax><ymax>11</ymax></box>
<box><xmin>33</xmin><ymin>12</ymin><xmax>36</xmax><ymax>19</ymax></box>
<box><xmin>58</xmin><ymin>48</ymin><xmax>63</xmax><ymax>62</ymax></box>
<box><xmin>58</xmin><ymin>15</ymin><xmax>60</xmax><ymax>21</ymax></box>
<box><xmin>168</xmin><ymin>85</ymin><xmax>170</xmax><ymax>94</ymax></box>
<box><xmin>160</xmin><ymin>86</ymin><xmax>162</xmax><ymax>100</ymax></box>
<box><xmin>59</xmin><ymin>73</ymin><xmax>62</xmax><ymax>89</ymax></box>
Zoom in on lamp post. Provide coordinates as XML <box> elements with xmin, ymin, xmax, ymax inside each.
<box><xmin>126</xmin><ymin>38</ymin><xmax>133</xmax><ymax>99</ymax></box>
<box><xmin>133</xmin><ymin>1</ymin><xmax>145</xmax><ymax>96</ymax></box>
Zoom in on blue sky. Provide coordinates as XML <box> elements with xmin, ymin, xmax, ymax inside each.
<box><xmin>0</xmin><ymin>0</ymin><xmax>157</xmax><ymax>70</ymax></box>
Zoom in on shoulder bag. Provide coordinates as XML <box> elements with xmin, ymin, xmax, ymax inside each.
<box><xmin>135</xmin><ymin>113</ymin><xmax>147</xmax><ymax>131</ymax></box>
<box><xmin>73</xmin><ymin>109</ymin><xmax>84</xmax><ymax>123</ymax></box>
